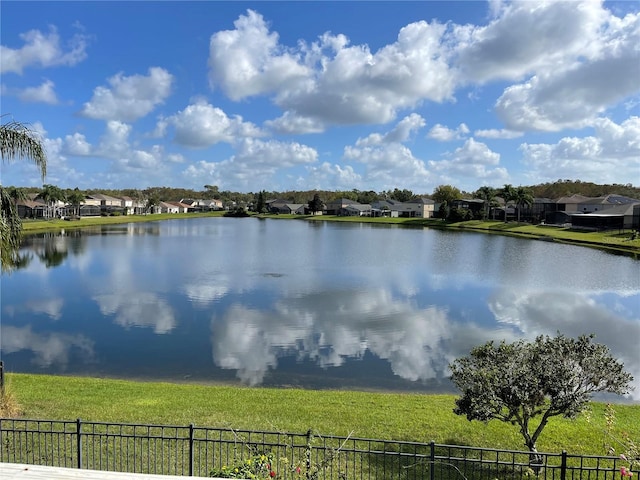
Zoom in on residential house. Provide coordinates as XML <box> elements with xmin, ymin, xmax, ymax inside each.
<box><xmin>399</xmin><ymin>197</ymin><xmax>436</xmax><ymax>218</ymax></box>
<box><xmin>159</xmin><ymin>202</ymin><xmax>180</xmax><ymax>214</ymax></box>
<box><xmin>342</xmin><ymin>203</ymin><xmax>372</xmax><ymax>216</ymax></box>
<box><xmin>267</xmin><ymin>199</ymin><xmax>291</xmax><ymax>213</ymax></box>
<box><xmin>160</xmin><ymin>201</ymin><xmax>190</xmax><ymax>213</ymax></box>
<box><xmin>120</xmin><ymin>196</ymin><xmax>145</xmax><ymax>215</ymax></box>
<box><xmin>546</xmin><ymin>194</ymin><xmax>640</xmax><ymax>227</ymax></box>
<box><xmin>371</xmin><ymin>200</ymin><xmax>399</xmax><ymax>217</ymax></box>
<box><xmin>16</xmin><ymin>198</ymin><xmax>47</xmax><ymax>218</ymax></box>
<box><xmin>85</xmin><ymin>193</ymin><xmax>124</xmax><ymax>214</ymax></box>
<box><xmin>554</xmin><ymin>194</ymin><xmax>593</xmax><ymax>213</ymax></box>
<box><xmin>324</xmin><ymin>198</ymin><xmax>360</xmax><ymax>215</ymax></box>
<box><xmin>200</xmin><ymin>199</ymin><xmax>224</xmax><ymax>211</ymax></box>
<box><xmin>576</xmin><ymin>194</ymin><xmax>640</xmax><ymax>213</ymax></box>
<box><xmin>569</xmin><ymin>195</ymin><xmax>640</xmax><ymax>230</ymax></box>
<box><xmin>451</xmin><ymin>199</ymin><xmax>485</xmax><ymax>216</ymax></box>
<box><xmin>571</xmin><ymin>203</ymin><xmax>640</xmax><ymax>230</ymax></box>
<box><xmin>267</xmin><ymin>199</ymin><xmax>306</xmax><ymax>214</ymax></box>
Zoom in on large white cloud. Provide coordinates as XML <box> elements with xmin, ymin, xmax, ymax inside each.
<box><xmin>427</xmin><ymin>138</ymin><xmax>508</xmax><ymax>190</ymax></box>
<box><xmin>455</xmin><ymin>0</ymin><xmax>605</xmax><ymax>83</ymax></box>
<box><xmin>343</xmin><ymin>115</ymin><xmax>433</xmax><ymax>190</ymax></box>
<box><xmin>520</xmin><ymin>116</ymin><xmax>640</xmax><ymax>183</ymax></box>
<box><xmin>1</xmin><ymin>26</ymin><xmax>89</xmax><ymax>74</ymax></box>
<box><xmin>80</xmin><ymin>67</ymin><xmax>173</xmax><ymax>122</ymax></box>
<box><xmin>491</xmin><ymin>5</ymin><xmax>640</xmax><ymax>131</ymax></box>
<box><xmin>302</xmin><ymin>162</ymin><xmax>362</xmax><ymax>191</ymax></box>
<box><xmin>167</xmin><ymin>99</ymin><xmax>263</xmax><ymax>148</ymax></box>
<box><xmin>208</xmin><ymin>9</ymin><xmax>309</xmax><ymax>100</ymax></box>
<box><xmin>208</xmin><ymin>10</ymin><xmax>457</xmax><ymax>130</ymax></box>
<box><xmin>183</xmin><ymin>138</ymin><xmax>318</xmax><ymax>191</ymax></box>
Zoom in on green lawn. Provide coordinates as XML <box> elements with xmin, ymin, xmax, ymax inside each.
<box><xmin>5</xmin><ymin>373</ymin><xmax>638</xmax><ymax>456</ymax></box>
<box><xmin>21</xmin><ymin>211</ymin><xmax>225</xmax><ymax>233</ymax></box>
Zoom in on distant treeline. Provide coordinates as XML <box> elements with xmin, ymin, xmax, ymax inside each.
<box><xmin>13</xmin><ymin>180</ymin><xmax>640</xmax><ymax>204</ymax></box>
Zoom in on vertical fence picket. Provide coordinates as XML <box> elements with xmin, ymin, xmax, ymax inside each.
<box><xmin>76</xmin><ymin>418</ymin><xmax>82</xmax><ymax>469</ymax></box>
<box><xmin>429</xmin><ymin>441</ymin><xmax>435</xmax><ymax>480</ymax></box>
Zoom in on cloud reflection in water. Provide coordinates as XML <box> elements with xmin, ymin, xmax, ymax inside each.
<box><xmin>94</xmin><ymin>293</ymin><xmax>177</xmax><ymax>334</ymax></box>
<box><xmin>1</xmin><ymin>325</ymin><xmax>94</xmax><ymax>368</ymax></box>
<box><xmin>210</xmin><ymin>288</ymin><xmax>507</xmax><ymax>386</ymax></box>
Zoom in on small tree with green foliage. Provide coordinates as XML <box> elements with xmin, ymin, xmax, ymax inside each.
<box><xmin>432</xmin><ymin>184</ymin><xmax>462</xmax><ymax>205</ymax></box>
<box><xmin>308</xmin><ymin>193</ymin><xmax>324</xmax><ymax>215</ymax></box>
<box><xmin>450</xmin><ymin>334</ymin><xmax>633</xmax><ymax>456</ymax></box>
<box><xmin>475</xmin><ymin>186</ymin><xmax>496</xmax><ymax>220</ymax></box>
<box><xmin>255</xmin><ymin>190</ymin><xmax>267</xmax><ymax>213</ymax></box>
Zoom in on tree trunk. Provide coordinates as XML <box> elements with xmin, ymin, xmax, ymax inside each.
<box><xmin>523</xmin><ymin>438</ymin><xmax>544</xmax><ymax>473</ymax></box>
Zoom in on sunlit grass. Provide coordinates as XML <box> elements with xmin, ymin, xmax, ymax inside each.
<box><xmin>21</xmin><ymin>211</ymin><xmax>225</xmax><ymax>233</ymax></box>
<box><xmin>7</xmin><ymin>373</ymin><xmax>639</xmax><ymax>456</ymax></box>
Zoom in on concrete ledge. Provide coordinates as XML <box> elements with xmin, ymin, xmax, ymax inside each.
<box><xmin>0</xmin><ymin>463</ymin><xmax>219</xmax><ymax>479</ymax></box>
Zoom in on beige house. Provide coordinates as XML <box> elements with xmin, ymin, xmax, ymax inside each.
<box><xmin>555</xmin><ymin>194</ymin><xmax>592</xmax><ymax>213</ymax></box>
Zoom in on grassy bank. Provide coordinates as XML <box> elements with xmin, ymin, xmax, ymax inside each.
<box><xmin>19</xmin><ymin>212</ymin><xmax>640</xmax><ymax>256</ymax></box>
<box><xmin>21</xmin><ymin>211</ymin><xmax>225</xmax><ymax>234</ymax></box>
<box><xmin>289</xmin><ymin>214</ymin><xmax>640</xmax><ymax>257</ymax></box>
<box><xmin>5</xmin><ymin>373</ymin><xmax>639</xmax><ymax>456</ymax></box>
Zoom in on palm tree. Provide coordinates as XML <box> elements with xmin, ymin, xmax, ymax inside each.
<box><xmin>66</xmin><ymin>188</ymin><xmax>86</xmax><ymax>217</ymax></box>
<box><xmin>513</xmin><ymin>186</ymin><xmax>534</xmax><ymax>223</ymax></box>
<box><xmin>37</xmin><ymin>184</ymin><xmax>66</xmax><ymax>219</ymax></box>
<box><xmin>0</xmin><ymin>119</ymin><xmax>47</xmax><ymax>176</ymax></box>
<box><xmin>500</xmin><ymin>184</ymin><xmax>517</xmax><ymax>222</ymax></box>
<box><xmin>5</xmin><ymin>186</ymin><xmax>28</xmax><ymax>217</ymax></box>
<box><xmin>0</xmin><ymin>120</ymin><xmax>47</xmax><ymax>270</ymax></box>
<box><xmin>475</xmin><ymin>186</ymin><xmax>496</xmax><ymax>220</ymax></box>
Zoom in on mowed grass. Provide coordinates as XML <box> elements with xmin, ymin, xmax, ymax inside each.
<box><xmin>5</xmin><ymin>373</ymin><xmax>639</xmax><ymax>456</ymax></box>
<box><xmin>21</xmin><ymin>211</ymin><xmax>225</xmax><ymax>233</ymax></box>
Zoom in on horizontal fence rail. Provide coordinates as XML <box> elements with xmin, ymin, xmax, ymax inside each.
<box><xmin>0</xmin><ymin>418</ymin><xmax>636</xmax><ymax>480</ymax></box>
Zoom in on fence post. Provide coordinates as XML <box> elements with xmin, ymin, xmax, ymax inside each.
<box><xmin>430</xmin><ymin>441</ymin><xmax>435</xmax><ymax>480</ymax></box>
<box><xmin>560</xmin><ymin>450</ymin><xmax>567</xmax><ymax>480</ymax></box>
<box><xmin>0</xmin><ymin>361</ymin><xmax>4</xmax><ymax>395</ymax></box>
<box><xmin>306</xmin><ymin>429</ymin><xmax>313</xmax><ymax>479</ymax></box>
<box><xmin>188</xmin><ymin>423</ymin><xmax>194</xmax><ymax>477</ymax></box>
<box><xmin>76</xmin><ymin>418</ymin><xmax>82</xmax><ymax>469</ymax></box>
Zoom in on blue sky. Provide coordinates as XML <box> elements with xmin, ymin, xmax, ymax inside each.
<box><xmin>2</xmin><ymin>1</ymin><xmax>639</xmax><ymax>194</ymax></box>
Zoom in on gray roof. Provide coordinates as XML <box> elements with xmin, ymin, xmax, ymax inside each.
<box><xmin>578</xmin><ymin>194</ymin><xmax>640</xmax><ymax>205</ymax></box>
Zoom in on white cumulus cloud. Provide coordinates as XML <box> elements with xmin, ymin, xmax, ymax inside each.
<box><xmin>209</xmin><ymin>10</ymin><xmax>457</xmax><ymax>129</ymax></box>
<box><xmin>167</xmin><ymin>99</ymin><xmax>263</xmax><ymax>148</ymax></box>
<box><xmin>1</xmin><ymin>26</ymin><xmax>89</xmax><ymax>74</ymax></box>
<box><xmin>80</xmin><ymin>67</ymin><xmax>173</xmax><ymax>122</ymax></box>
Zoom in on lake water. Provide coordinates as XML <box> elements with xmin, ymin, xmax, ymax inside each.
<box><xmin>1</xmin><ymin>217</ymin><xmax>639</xmax><ymax>399</ymax></box>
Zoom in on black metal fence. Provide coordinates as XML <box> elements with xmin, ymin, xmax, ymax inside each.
<box><xmin>0</xmin><ymin>418</ymin><xmax>635</xmax><ymax>480</ymax></box>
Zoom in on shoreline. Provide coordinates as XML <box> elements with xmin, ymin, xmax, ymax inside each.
<box><xmin>22</xmin><ymin>212</ymin><xmax>638</xmax><ymax>257</ymax></box>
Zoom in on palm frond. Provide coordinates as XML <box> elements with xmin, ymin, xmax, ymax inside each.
<box><xmin>0</xmin><ymin>120</ymin><xmax>47</xmax><ymax>179</ymax></box>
